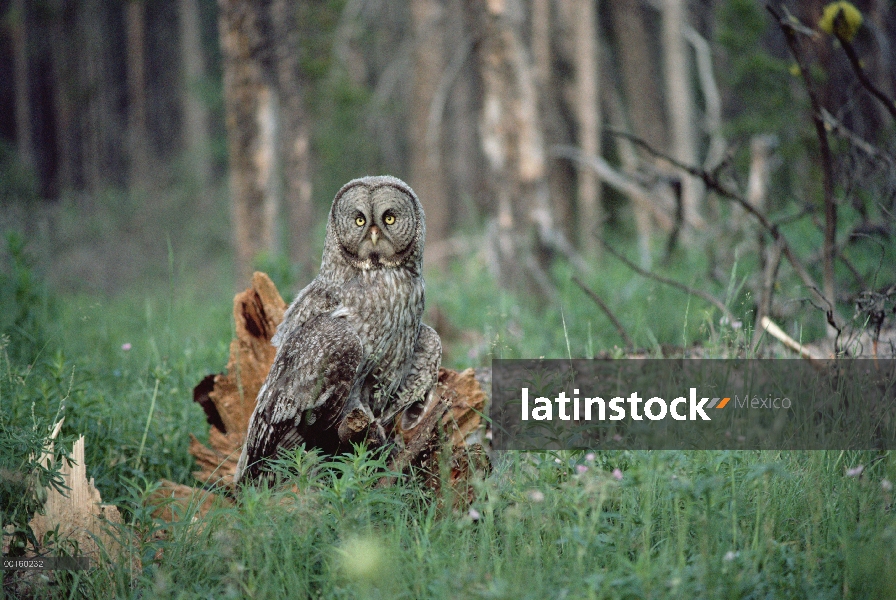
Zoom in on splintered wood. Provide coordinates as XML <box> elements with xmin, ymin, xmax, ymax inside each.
<box><xmin>188</xmin><ymin>271</ymin><xmax>489</xmax><ymax>493</ymax></box>
<box><xmin>29</xmin><ymin>434</ymin><xmax>123</xmax><ymax>561</ymax></box>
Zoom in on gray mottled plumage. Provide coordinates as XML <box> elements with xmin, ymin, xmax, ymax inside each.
<box><xmin>234</xmin><ymin>176</ymin><xmax>441</xmax><ymax>485</ymax></box>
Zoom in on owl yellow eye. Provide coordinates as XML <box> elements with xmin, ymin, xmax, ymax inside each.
<box><xmin>355</xmin><ymin>216</ymin><xmax>366</xmax><ymax>227</ymax></box>
<box><xmin>384</xmin><ymin>214</ymin><xmax>395</xmax><ymax>225</ymax></box>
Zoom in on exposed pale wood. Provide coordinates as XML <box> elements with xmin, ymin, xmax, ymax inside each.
<box><xmin>760</xmin><ymin>316</ymin><xmax>824</xmax><ymax>361</ymax></box>
<box><xmin>29</xmin><ymin>435</ymin><xmax>123</xmax><ymax>561</ymax></box>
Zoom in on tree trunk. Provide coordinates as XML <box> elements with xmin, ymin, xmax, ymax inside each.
<box><xmin>607</xmin><ymin>0</ymin><xmax>668</xmax><ymax>157</ymax></box>
<box><xmin>217</xmin><ymin>0</ymin><xmax>282</xmax><ymax>285</ymax></box>
<box><xmin>125</xmin><ymin>0</ymin><xmax>150</xmax><ymax>190</ymax></box>
<box><xmin>570</xmin><ymin>0</ymin><xmax>601</xmax><ymax>254</ymax></box>
<box><xmin>11</xmin><ymin>0</ymin><xmax>35</xmax><ymax>173</ymax></box>
<box><xmin>466</xmin><ymin>0</ymin><xmax>553</xmax><ymax>297</ymax></box>
<box><xmin>270</xmin><ymin>0</ymin><xmax>314</xmax><ymax>276</ymax></box>
<box><xmin>178</xmin><ymin>0</ymin><xmax>213</xmax><ymax>189</ymax></box>
<box><xmin>536</xmin><ymin>0</ymin><xmax>575</xmax><ymax>241</ymax></box>
<box><xmin>410</xmin><ymin>0</ymin><xmax>450</xmax><ymax>266</ymax></box>
<box><xmin>49</xmin><ymin>0</ymin><xmax>78</xmax><ymax>192</ymax></box>
<box><xmin>661</xmin><ymin>0</ymin><xmax>703</xmax><ymax>228</ymax></box>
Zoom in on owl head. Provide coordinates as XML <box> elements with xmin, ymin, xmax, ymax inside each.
<box><xmin>323</xmin><ymin>176</ymin><xmax>425</xmax><ymax>274</ymax></box>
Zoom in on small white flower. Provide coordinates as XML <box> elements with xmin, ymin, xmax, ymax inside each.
<box><xmin>846</xmin><ymin>465</ymin><xmax>864</xmax><ymax>477</ymax></box>
<box><xmin>585</xmin><ymin>452</ymin><xmax>595</xmax><ymax>461</ymax></box>
<box><xmin>527</xmin><ymin>490</ymin><xmax>545</xmax><ymax>503</ymax></box>
<box><xmin>882</xmin><ymin>479</ymin><xmax>892</xmax><ymax>492</ymax></box>
<box><xmin>724</xmin><ymin>551</ymin><xmax>738</xmax><ymax>562</ymax></box>
<box><xmin>468</xmin><ymin>508</ymin><xmax>481</xmax><ymax>521</ymax></box>
<box><xmin>612</xmin><ymin>468</ymin><xmax>623</xmax><ymax>481</ymax></box>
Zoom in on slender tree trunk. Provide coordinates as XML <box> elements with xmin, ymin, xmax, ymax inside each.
<box><xmin>11</xmin><ymin>0</ymin><xmax>35</xmax><ymax>172</ymax></box>
<box><xmin>126</xmin><ymin>0</ymin><xmax>150</xmax><ymax>190</ymax></box>
<box><xmin>534</xmin><ymin>0</ymin><xmax>575</xmax><ymax>239</ymax></box>
<box><xmin>218</xmin><ymin>0</ymin><xmax>281</xmax><ymax>285</ymax></box>
<box><xmin>602</xmin><ymin>58</ymin><xmax>654</xmax><ymax>268</ymax></box>
<box><xmin>607</xmin><ymin>0</ymin><xmax>668</xmax><ymax>157</ymax></box>
<box><xmin>270</xmin><ymin>0</ymin><xmax>313</xmax><ymax>275</ymax></box>
<box><xmin>571</xmin><ymin>0</ymin><xmax>601</xmax><ymax>254</ymax></box>
<box><xmin>466</xmin><ymin>0</ymin><xmax>553</xmax><ymax>297</ymax></box>
<box><xmin>178</xmin><ymin>0</ymin><xmax>213</xmax><ymax>189</ymax></box>
<box><xmin>410</xmin><ymin>0</ymin><xmax>450</xmax><ymax>267</ymax></box>
<box><xmin>49</xmin><ymin>0</ymin><xmax>78</xmax><ymax>192</ymax></box>
<box><xmin>661</xmin><ymin>0</ymin><xmax>702</xmax><ymax>228</ymax></box>
<box><xmin>80</xmin><ymin>0</ymin><xmax>104</xmax><ymax>191</ymax></box>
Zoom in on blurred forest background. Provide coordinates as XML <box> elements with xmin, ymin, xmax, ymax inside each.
<box><xmin>1</xmin><ymin>0</ymin><xmax>895</xmax><ymax>354</ymax></box>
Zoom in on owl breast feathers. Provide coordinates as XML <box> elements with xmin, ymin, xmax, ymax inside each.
<box><xmin>235</xmin><ymin>175</ymin><xmax>442</xmax><ymax>485</ymax></box>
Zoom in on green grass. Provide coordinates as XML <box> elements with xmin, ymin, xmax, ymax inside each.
<box><xmin>2</xmin><ymin>204</ymin><xmax>895</xmax><ymax>598</ymax></box>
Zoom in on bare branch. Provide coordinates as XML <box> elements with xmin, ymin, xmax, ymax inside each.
<box><xmin>833</xmin><ymin>16</ymin><xmax>896</xmax><ymax>123</ymax></box>
<box><xmin>571</xmin><ymin>275</ymin><xmax>635</xmax><ymax>349</ymax></box>
<box><xmin>604</xmin><ymin>127</ymin><xmax>843</xmax><ymax>327</ymax></box>
<box><xmin>760</xmin><ymin>316</ymin><xmax>824</xmax><ymax>361</ymax></box>
<box><xmin>820</xmin><ymin>109</ymin><xmax>896</xmax><ymax>169</ymax></box>
<box><xmin>549</xmin><ymin>145</ymin><xmax>674</xmax><ymax>230</ymax></box>
<box><xmin>767</xmin><ymin>3</ymin><xmax>838</xmax><ymax>329</ymax></box>
<box><xmin>599</xmin><ymin>240</ymin><xmax>739</xmax><ymax>325</ymax></box>
<box><xmin>684</xmin><ymin>25</ymin><xmax>726</xmax><ymax>172</ymax></box>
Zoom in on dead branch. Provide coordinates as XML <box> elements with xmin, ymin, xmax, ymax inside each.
<box><xmin>599</xmin><ymin>239</ymin><xmax>739</xmax><ymax>325</ymax></box>
<box><xmin>767</xmin><ymin>4</ymin><xmax>838</xmax><ymax>328</ymax></box>
<box><xmin>549</xmin><ymin>144</ymin><xmax>674</xmax><ymax>230</ymax></box>
<box><xmin>831</xmin><ymin>15</ymin><xmax>896</xmax><ymax>123</ymax></box>
<box><xmin>571</xmin><ymin>275</ymin><xmax>635</xmax><ymax>349</ymax></box>
<box><xmin>683</xmin><ymin>25</ymin><xmax>726</xmax><ymax>172</ymax></box>
<box><xmin>603</xmin><ymin>127</ymin><xmax>843</xmax><ymax>328</ymax></box>
<box><xmin>760</xmin><ymin>316</ymin><xmax>825</xmax><ymax>360</ymax></box>
<box><xmin>820</xmin><ymin>109</ymin><xmax>896</xmax><ymax>169</ymax></box>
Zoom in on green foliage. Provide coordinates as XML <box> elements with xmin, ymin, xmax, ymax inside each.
<box><xmin>716</xmin><ymin>0</ymin><xmax>800</xmax><ymax>139</ymax></box>
<box><xmin>0</xmin><ymin>231</ymin><xmax>53</xmax><ymax>365</ymax></box>
<box><xmin>0</xmin><ymin>239</ymin><xmax>72</xmax><ymax>557</ymax></box>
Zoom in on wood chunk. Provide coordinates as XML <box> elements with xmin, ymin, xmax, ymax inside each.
<box><xmin>189</xmin><ymin>271</ymin><xmax>286</xmax><ymax>488</ymax></box>
<box><xmin>29</xmin><ymin>435</ymin><xmax>123</xmax><ymax>562</ymax></box>
<box><xmin>209</xmin><ymin>271</ymin><xmax>287</xmax><ymax>436</ymax></box>
<box><xmin>438</xmin><ymin>367</ymin><xmax>488</xmax><ymax>445</ymax></box>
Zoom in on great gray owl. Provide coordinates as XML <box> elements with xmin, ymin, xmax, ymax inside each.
<box><xmin>234</xmin><ymin>175</ymin><xmax>441</xmax><ymax>485</ymax></box>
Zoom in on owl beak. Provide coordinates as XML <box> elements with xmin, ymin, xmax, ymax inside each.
<box><xmin>369</xmin><ymin>225</ymin><xmax>381</xmax><ymax>246</ymax></box>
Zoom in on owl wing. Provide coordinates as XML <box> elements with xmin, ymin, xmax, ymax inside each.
<box><xmin>235</xmin><ymin>312</ymin><xmax>364</xmax><ymax>484</ymax></box>
<box><xmin>271</xmin><ymin>278</ymin><xmax>341</xmax><ymax>348</ymax></box>
<box><xmin>382</xmin><ymin>324</ymin><xmax>442</xmax><ymax>427</ymax></box>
